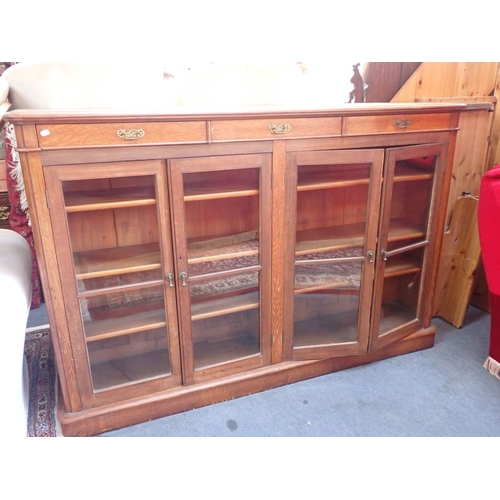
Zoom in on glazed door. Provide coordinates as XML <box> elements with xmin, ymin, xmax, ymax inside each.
<box><xmin>283</xmin><ymin>149</ymin><xmax>384</xmax><ymax>360</ymax></box>
<box><xmin>370</xmin><ymin>143</ymin><xmax>447</xmax><ymax>350</ymax></box>
<box><xmin>44</xmin><ymin>160</ymin><xmax>182</xmax><ymax>407</ymax></box>
<box><xmin>169</xmin><ymin>154</ymin><xmax>272</xmax><ymax>384</ymax></box>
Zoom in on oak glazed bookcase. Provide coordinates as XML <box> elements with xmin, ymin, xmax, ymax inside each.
<box><xmin>6</xmin><ymin>103</ymin><xmax>464</xmax><ymax>436</ymax></box>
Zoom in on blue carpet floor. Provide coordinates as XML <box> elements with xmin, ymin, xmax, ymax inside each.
<box><xmin>98</xmin><ymin>306</ymin><xmax>500</xmax><ymax>437</ymax></box>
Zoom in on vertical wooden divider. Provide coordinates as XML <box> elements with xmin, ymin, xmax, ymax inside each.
<box><xmin>271</xmin><ymin>140</ymin><xmax>286</xmax><ymax>364</ymax></box>
<box><xmin>16</xmin><ymin>126</ymin><xmax>83</xmax><ymax>413</ymax></box>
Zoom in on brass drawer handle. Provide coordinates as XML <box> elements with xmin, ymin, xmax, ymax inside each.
<box><xmin>394</xmin><ymin>119</ymin><xmax>411</xmax><ymax>129</ymax></box>
<box><xmin>117</xmin><ymin>128</ymin><xmax>145</xmax><ymax>140</ymax></box>
<box><xmin>269</xmin><ymin>124</ymin><xmax>292</xmax><ymax>134</ymax></box>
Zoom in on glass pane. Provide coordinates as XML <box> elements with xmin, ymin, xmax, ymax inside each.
<box><xmin>183</xmin><ymin>168</ymin><xmax>260</xmax><ymax>276</ymax></box>
<box><xmin>378</xmin><ymin>155</ymin><xmax>436</xmax><ymax>336</ymax></box>
<box><xmin>294</xmin><ymin>261</ymin><xmax>362</xmax><ymax>347</ymax></box>
<box><xmin>378</xmin><ymin>246</ymin><xmax>425</xmax><ymax>335</ymax></box>
<box><xmin>296</xmin><ymin>163</ymin><xmax>370</xmax><ymax>255</ymax></box>
<box><xmin>62</xmin><ymin>176</ymin><xmax>162</xmax><ymax>290</ymax></box>
<box><xmin>181</xmin><ymin>165</ymin><xmax>263</xmax><ymax>372</ymax></box>
<box><xmin>190</xmin><ymin>272</ymin><xmax>261</xmax><ymax>369</ymax></box>
<box><xmin>81</xmin><ymin>286</ymin><xmax>171</xmax><ymax>392</ymax></box>
<box><xmin>73</xmin><ymin>241</ymin><xmax>162</xmax><ymax>291</ymax></box>
<box><xmin>389</xmin><ymin>156</ymin><xmax>435</xmax><ymax>242</ymax></box>
<box><xmin>293</xmin><ymin>161</ymin><xmax>370</xmax><ymax>349</ymax></box>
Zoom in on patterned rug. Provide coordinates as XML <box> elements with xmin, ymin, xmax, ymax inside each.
<box><xmin>24</xmin><ymin>326</ymin><xmax>59</xmax><ymax>437</ymax></box>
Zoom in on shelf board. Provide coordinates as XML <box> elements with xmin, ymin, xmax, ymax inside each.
<box><xmin>387</xmin><ymin>218</ymin><xmax>426</xmax><ymax>241</ymax></box>
<box><xmin>184</xmin><ymin>180</ymin><xmax>258</xmax><ymax>201</ymax></box>
<box><xmin>295</xmin><ymin>283</ymin><xmax>359</xmax><ymax>294</ymax></box>
<box><xmin>296</xmin><ymin>164</ymin><xmax>431</xmax><ymax>192</ymax></box>
<box><xmin>85</xmin><ymin>308</ymin><xmax>166</xmax><ymax>342</ymax></box>
<box><xmin>65</xmin><ymin>186</ymin><xmax>156</xmax><ymax>212</ymax></box>
<box><xmin>298</xmin><ymin>168</ymin><xmax>370</xmax><ymax>192</ymax></box>
<box><xmin>394</xmin><ymin>164</ymin><xmax>434</xmax><ymax>182</ymax></box>
<box><xmin>90</xmin><ymin>349</ymin><xmax>171</xmax><ymax>391</ymax></box>
<box><xmin>295</xmin><ymin>218</ymin><xmax>425</xmax><ymax>255</ymax></box>
<box><xmin>296</xmin><ymin>222</ymin><xmax>366</xmax><ymax>254</ymax></box>
<box><xmin>74</xmin><ymin>243</ymin><xmax>161</xmax><ymax>280</ymax></box>
<box><xmin>194</xmin><ymin>334</ymin><xmax>260</xmax><ymax>370</ymax></box>
<box><xmin>293</xmin><ymin>309</ymin><xmax>359</xmax><ymax>347</ymax></box>
<box><xmin>191</xmin><ymin>291</ymin><xmax>259</xmax><ymax>320</ymax></box>
<box><xmin>384</xmin><ymin>256</ymin><xmax>422</xmax><ymax>277</ymax></box>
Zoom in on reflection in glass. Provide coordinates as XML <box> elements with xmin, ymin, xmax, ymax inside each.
<box><xmin>62</xmin><ymin>175</ymin><xmax>162</xmax><ymax>293</ymax></box>
<box><xmin>379</xmin><ymin>247</ymin><xmax>425</xmax><ymax>335</ymax></box>
<box><xmin>87</xmin><ymin>328</ymin><xmax>171</xmax><ymax>391</ymax></box>
<box><xmin>188</xmin><ymin>231</ymin><xmax>259</xmax><ymax>276</ymax></box>
<box><xmin>190</xmin><ymin>272</ymin><xmax>260</xmax><ymax>369</ymax></box>
<box><xmin>292</xmin><ymin>161</ymin><xmax>371</xmax><ymax>350</ymax></box>
<box><xmin>183</xmin><ymin>168</ymin><xmax>260</xmax><ymax>277</ymax></box>
<box><xmin>80</xmin><ymin>286</ymin><xmax>171</xmax><ymax>391</ymax></box>
<box><xmin>377</xmin><ymin>155</ymin><xmax>436</xmax><ymax>336</ymax></box>
<box><xmin>293</xmin><ymin>261</ymin><xmax>362</xmax><ymax>347</ymax></box>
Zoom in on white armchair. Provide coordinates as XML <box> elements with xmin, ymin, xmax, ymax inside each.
<box><xmin>0</xmin><ymin>228</ymin><xmax>32</xmax><ymax>437</ymax></box>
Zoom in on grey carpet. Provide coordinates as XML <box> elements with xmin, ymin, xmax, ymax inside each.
<box><xmin>96</xmin><ymin>306</ymin><xmax>500</xmax><ymax>437</ymax></box>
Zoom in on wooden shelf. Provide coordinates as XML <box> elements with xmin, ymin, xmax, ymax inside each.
<box><xmin>74</xmin><ymin>243</ymin><xmax>161</xmax><ymax>280</ymax></box>
<box><xmin>294</xmin><ymin>309</ymin><xmax>359</xmax><ymax>347</ymax></box>
<box><xmin>65</xmin><ymin>186</ymin><xmax>156</xmax><ymax>212</ymax></box>
<box><xmin>384</xmin><ymin>256</ymin><xmax>422</xmax><ymax>277</ymax></box>
<box><xmin>296</xmin><ymin>163</ymin><xmax>432</xmax><ymax>192</ymax></box>
<box><xmin>191</xmin><ymin>291</ymin><xmax>259</xmax><ymax>321</ymax></box>
<box><xmin>296</xmin><ymin>222</ymin><xmax>366</xmax><ymax>255</ymax></box>
<box><xmin>296</xmin><ymin>218</ymin><xmax>426</xmax><ymax>255</ymax></box>
<box><xmin>84</xmin><ymin>308</ymin><xmax>166</xmax><ymax>342</ymax></box>
<box><xmin>184</xmin><ymin>181</ymin><xmax>258</xmax><ymax>201</ymax></box>
<box><xmin>394</xmin><ymin>163</ymin><xmax>434</xmax><ymax>182</ymax></box>
<box><xmin>194</xmin><ymin>333</ymin><xmax>260</xmax><ymax>369</ymax></box>
<box><xmin>387</xmin><ymin>218</ymin><xmax>426</xmax><ymax>241</ymax></box>
<box><xmin>90</xmin><ymin>349</ymin><xmax>171</xmax><ymax>391</ymax></box>
<box><xmin>298</xmin><ymin>167</ymin><xmax>370</xmax><ymax>192</ymax></box>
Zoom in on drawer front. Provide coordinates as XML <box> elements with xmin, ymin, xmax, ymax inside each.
<box><xmin>344</xmin><ymin>113</ymin><xmax>452</xmax><ymax>136</ymax></box>
<box><xmin>36</xmin><ymin>121</ymin><xmax>208</xmax><ymax>147</ymax></box>
<box><xmin>211</xmin><ymin>117</ymin><xmax>342</xmax><ymax>141</ymax></box>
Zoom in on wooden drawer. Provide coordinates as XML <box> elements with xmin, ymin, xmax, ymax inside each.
<box><xmin>211</xmin><ymin>117</ymin><xmax>342</xmax><ymax>141</ymax></box>
<box><xmin>36</xmin><ymin>121</ymin><xmax>208</xmax><ymax>148</ymax></box>
<box><xmin>344</xmin><ymin>113</ymin><xmax>453</xmax><ymax>136</ymax></box>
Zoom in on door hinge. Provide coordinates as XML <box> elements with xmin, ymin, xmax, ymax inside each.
<box><xmin>45</xmin><ymin>190</ymin><xmax>50</xmax><ymax>209</ymax></box>
<box><xmin>271</xmin><ymin>172</ymin><xmax>274</xmax><ymax>189</ymax></box>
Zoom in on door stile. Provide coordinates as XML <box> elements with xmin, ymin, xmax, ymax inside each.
<box><xmin>282</xmin><ymin>152</ymin><xmax>299</xmax><ymax>360</ymax></box>
<box><xmin>44</xmin><ymin>166</ymin><xmax>95</xmax><ymax>408</ymax></box>
<box><xmin>167</xmin><ymin>161</ymin><xmax>193</xmax><ymax>384</ymax></box>
<box><xmin>154</xmin><ymin>162</ymin><xmax>183</xmax><ymax>386</ymax></box>
<box><xmin>270</xmin><ymin>140</ymin><xmax>287</xmax><ymax>364</ymax></box>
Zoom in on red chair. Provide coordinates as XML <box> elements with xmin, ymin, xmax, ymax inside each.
<box><xmin>478</xmin><ymin>164</ymin><xmax>500</xmax><ymax>378</ymax></box>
